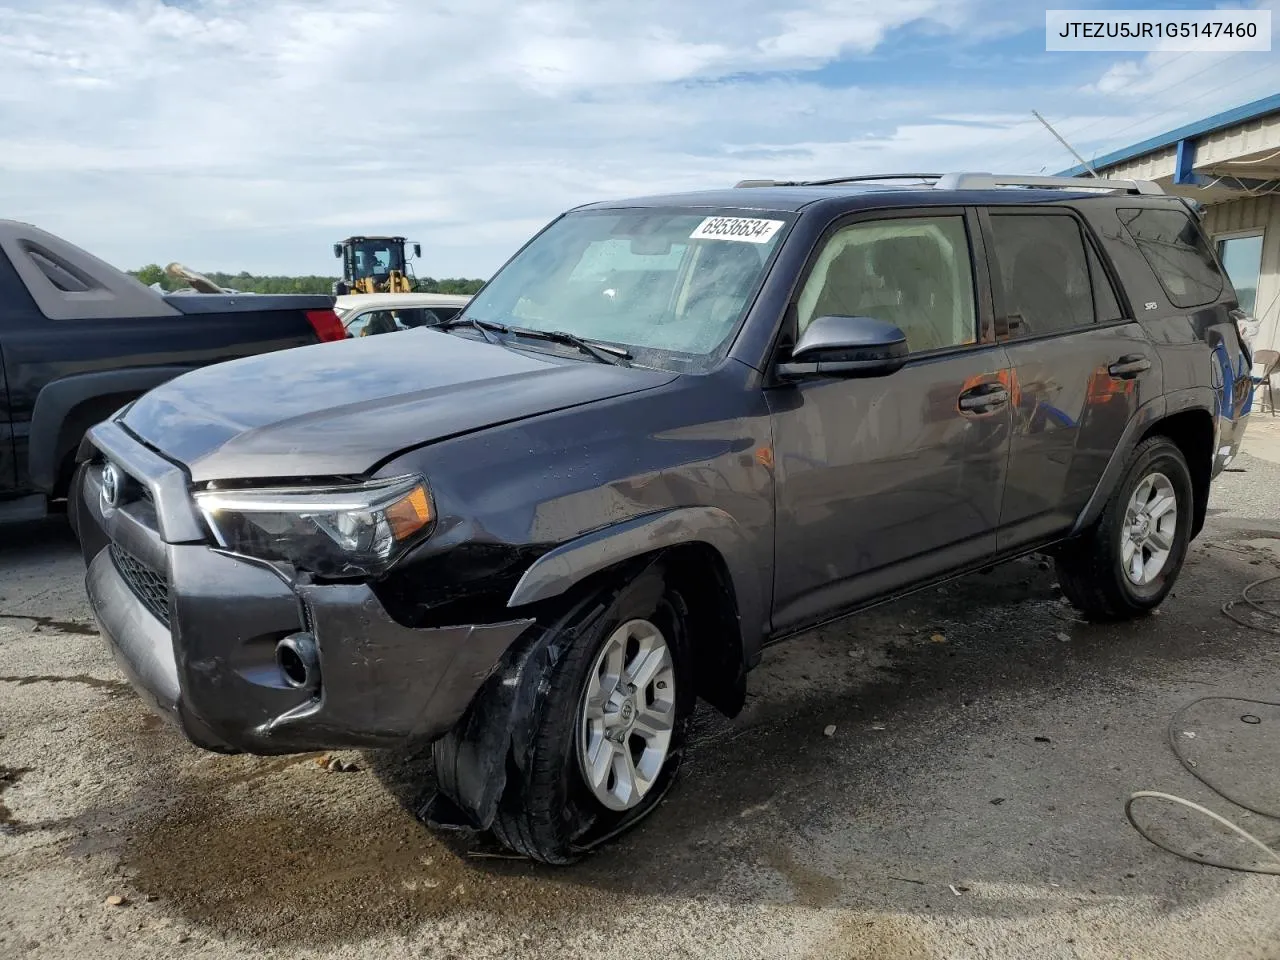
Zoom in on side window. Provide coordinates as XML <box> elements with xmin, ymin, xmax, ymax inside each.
<box><xmin>396</xmin><ymin>307</ymin><xmax>461</xmax><ymax>326</ymax></box>
<box><xmin>392</xmin><ymin>308</ymin><xmax>431</xmax><ymax>328</ymax></box>
<box><xmin>1118</xmin><ymin>207</ymin><xmax>1224</xmax><ymax>308</ymax></box>
<box><xmin>362</xmin><ymin>311</ymin><xmax>399</xmax><ymax>336</ymax></box>
<box><xmin>988</xmin><ymin>214</ymin><xmax>1094</xmax><ymax>338</ymax></box>
<box><xmin>346</xmin><ymin>311</ymin><xmax>399</xmax><ymax>337</ymax></box>
<box><xmin>796</xmin><ymin>215</ymin><xmax>977</xmax><ymax>353</ymax></box>
<box><xmin>1087</xmin><ymin>243</ymin><xmax>1124</xmax><ymax>322</ymax></box>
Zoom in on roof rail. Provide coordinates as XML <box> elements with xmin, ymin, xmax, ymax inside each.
<box><xmin>935</xmin><ymin>172</ymin><xmax>1164</xmax><ymax>195</ymax></box>
<box><xmin>805</xmin><ymin>173</ymin><xmax>942</xmax><ymax>186</ymax></box>
<box><xmin>734</xmin><ymin>173</ymin><xmax>943</xmax><ymax>188</ymax></box>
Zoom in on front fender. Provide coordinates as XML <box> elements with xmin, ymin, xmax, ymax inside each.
<box><xmin>29</xmin><ymin>366</ymin><xmax>192</xmax><ymax>492</ymax></box>
<box><xmin>506</xmin><ymin>506</ymin><xmax>766</xmax><ymax>666</ymax></box>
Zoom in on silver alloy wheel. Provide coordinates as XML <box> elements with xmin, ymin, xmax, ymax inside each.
<box><xmin>1121</xmin><ymin>471</ymin><xmax>1178</xmax><ymax>586</ymax></box>
<box><xmin>577</xmin><ymin>618</ymin><xmax>677</xmax><ymax>812</ymax></box>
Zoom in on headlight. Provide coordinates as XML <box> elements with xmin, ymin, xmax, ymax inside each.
<box><xmin>194</xmin><ymin>475</ymin><xmax>433</xmax><ymax>577</ymax></box>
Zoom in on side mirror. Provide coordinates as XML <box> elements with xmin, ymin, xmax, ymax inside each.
<box><xmin>333</xmin><ymin>244</ymin><xmax>342</xmax><ymax>259</ymax></box>
<box><xmin>413</xmin><ymin>243</ymin><xmax>422</xmax><ymax>258</ymax></box>
<box><xmin>776</xmin><ymin>315</ymin><xmax>908</xmax><ymax>380</ymax></box>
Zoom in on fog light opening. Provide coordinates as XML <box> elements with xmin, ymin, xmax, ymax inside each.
<box><xmin>276</xmin><ymin>632</ymin><xmax>320</xmax><ymax>691</ymax></box>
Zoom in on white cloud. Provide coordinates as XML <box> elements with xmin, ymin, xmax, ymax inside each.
<box><xmin>0</xmin><ymin>0</ymin><xmax>1277</xmax><ymax>277</ymax></box>
<box><xmin>758</xmin><ymin>0</ymin><xmax>963</xmax><ymax>61</ymax></box>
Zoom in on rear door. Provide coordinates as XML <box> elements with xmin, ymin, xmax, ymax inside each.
<box><xmin>767</xmin><ymin>207</ymin><xmax>1013</xmax><ymax>633</ymax></box>
<box><xmin>982</xmin><ymin>207</ymin><xmax>1159</xmax><ymax>550</ymax></box>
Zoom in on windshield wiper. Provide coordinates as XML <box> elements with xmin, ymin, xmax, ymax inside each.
<box><xmin>505</xmin><ymin>327</ymin><xmax>632</xmax><ymax>366</ymax></box>
<box><xmin>435</xmin><ymin>316</ymin><xmax>508</xmax><ymax>344</ymax></box>
<box><xmin>435</xmin><ymin>316</ymin><xmax>632</xmax><ymax>365</ymax></box>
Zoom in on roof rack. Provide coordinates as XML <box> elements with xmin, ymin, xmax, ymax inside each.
<box><xmin>734</xmin><ymin>173</ymin><xmax>942</xmax><ymax>188</ymax></box>
<box><xmin>807</xmin><ymin>173</ymin><xmax>942</xmax><ymax>186</ymax></box>
<box><xmin>934</xmin><ymin>172</ymin><xmax>1164</xmax><ymax>195</ymax></box>
<box><xmin>733</xmin><ymin>172</ymin><xmax>1164</xmax><ymax>195</ymax></box>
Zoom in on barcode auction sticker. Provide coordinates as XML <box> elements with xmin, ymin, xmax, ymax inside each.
<box><xmin>1046</xmin><ymin>9</ymin><xmax>1271</xmax><ymax>51</ymax></box>
<box><xmin>690</xmin><ymin>216</ymin><xmax>784</xmax><ymax>243</ymax></box>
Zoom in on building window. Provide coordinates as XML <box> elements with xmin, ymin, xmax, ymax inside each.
<box><xmin>1217</xmin><ymin>233</ymin><xmax>1264</xmax><ymax>316</ymax></box>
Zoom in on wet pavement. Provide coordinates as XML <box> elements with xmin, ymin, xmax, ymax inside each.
<box><xmin>3</xmin><ymin>451</ymin><xmax>1280</xmax><ymax>959</ymax></box>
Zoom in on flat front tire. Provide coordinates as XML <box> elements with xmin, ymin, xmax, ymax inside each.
<box><xmin>488</xmin><ymin>565</ymin><xmax>693</xmax><ymax>863</ymax></box>
<box><xmin>1056</xmin><ymin>436</ymin><xmax>1194</xmax><ymax>621</ymax></box>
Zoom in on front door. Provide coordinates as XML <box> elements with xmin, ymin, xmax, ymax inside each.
<box><xmin>767</xmin><ymin>209</ymin><xmax>1012</xmax><ymax>634</ymax></box>
<box><xmin>981</xmin><ymin>208</ymin><xmax>1158</xmax><ymax>549</ymax></box>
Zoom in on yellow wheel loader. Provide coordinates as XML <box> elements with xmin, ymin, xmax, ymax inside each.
<box><xmin>333</xmin><ymin>236</ymin><xmax>422</xmax><ymax>295</ymax></box>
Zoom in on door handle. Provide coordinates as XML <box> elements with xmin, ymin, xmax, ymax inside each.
<box><xmin>958</xmin><ymin>386</ymin><xmax>1010</xmax><ymax>412</ymax></box>
<box><xmin>1108</xmin><ymin>354</ymin><xmax>1151</xmax><ymax>378</ymax></box>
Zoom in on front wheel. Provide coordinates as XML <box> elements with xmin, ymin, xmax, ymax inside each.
<box><xmin>482</xmin><ymin>566</ymin><xmax>693</xmax><ymax>863</ymax></box>
<box><xmin>1056</xmin><ymin>435</ymin><xmax>1194</xmax><ymax>621</ymax></box>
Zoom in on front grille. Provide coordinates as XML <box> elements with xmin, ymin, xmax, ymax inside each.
<box><xmin>110</xmin><ymin>544</ymin><xmax>171</xmax><ymax>627</ymax></box>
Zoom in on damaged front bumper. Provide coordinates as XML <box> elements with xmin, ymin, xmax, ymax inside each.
<box><xmin>74</xmin><ymin>421</ymin><xmax>533</xmax><ymax>755</ymax></box>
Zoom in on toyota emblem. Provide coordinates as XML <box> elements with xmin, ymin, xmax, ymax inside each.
<box><xmin>101</xmin><ymin>462</ymin><xmax>121</xmax><ymax>509</ymax></box>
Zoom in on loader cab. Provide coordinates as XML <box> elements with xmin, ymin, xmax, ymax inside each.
<box><xmin>333</xmin><ymin>236</ymin><xmax>421</xmax><ymax>295</ymax></box>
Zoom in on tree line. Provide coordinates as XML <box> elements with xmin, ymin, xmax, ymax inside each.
<box><xmin>129</xmin><ymin>264</ymin><xmax>485</xmax><ymax>296</ymax></box>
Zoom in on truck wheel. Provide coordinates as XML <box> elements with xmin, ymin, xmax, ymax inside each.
<box><xmin>1055</xmin><ymin>436</ymin><xmax>1193</xmax><ymax>621</ymax></box>
<box><xmin>491</xmin><ymin>566</ymin><xmax>693</xmax><ymax>864</ymax></box>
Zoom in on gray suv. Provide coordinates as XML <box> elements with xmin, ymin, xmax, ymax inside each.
<box><xmin>72</xmin><ymin>172</ymin><xmax>1253</xmax><ymax>863</ymax></box>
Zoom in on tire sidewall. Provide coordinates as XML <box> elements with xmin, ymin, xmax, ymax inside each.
<box><xmin>1108</xmin><ymin>441</ymin><xmax>1193</xmax><ymax>606</ymax></box>
<box><xmin>526</xmin><ymin>566</ymin><xmax>693</xmax><ymax>854</ymax></box>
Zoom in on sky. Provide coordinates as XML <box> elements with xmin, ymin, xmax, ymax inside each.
<box><xmin>0</xmin><ymin>0</ymin><xmax>1278</xmax><ymax>278</ymax></box>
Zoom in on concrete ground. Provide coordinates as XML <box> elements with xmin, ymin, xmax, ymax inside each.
<box><xmin>4</xmin><ymin>431</ymin><xmax>1280</xmax><ymax>959</ymax></box>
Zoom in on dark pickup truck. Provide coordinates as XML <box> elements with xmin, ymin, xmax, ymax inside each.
<box><xmin>74</xmin><ymin>172</ymin><xmax>1252</xmax><ymax>864</ymax></box>
<box><xmin>0</xmin><ymin>221</ymin><xmax>344</xmax><ymax>522</ymax></box>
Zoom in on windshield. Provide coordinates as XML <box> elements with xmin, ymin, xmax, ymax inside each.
<box><xmin>459</xmin><ymin>209</ymin><xmax>790</xmax><ymax>368</ymax></box>
<box><xmin>350</xmin><ymin>239</ymin><xmax>406</xmax><ymax>280</ymax></box>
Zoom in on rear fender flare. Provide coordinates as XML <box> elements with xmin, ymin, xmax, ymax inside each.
<box><xmin>1071</xmin><ymin>388</ymin><xmax>1215</xmax><ymax>536</ymax></box>
<box><xmin>507</xmin><ymin>506</ymin><xmax>765</xmax><ymax>667</ymax></box>
<box><xmin>28</xmin><ymin>366</ymin><xmax>192</xmax><ymax>492</ymax></box>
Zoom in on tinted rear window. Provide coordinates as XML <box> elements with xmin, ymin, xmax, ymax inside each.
<box><xmin>1118</xmin><ymin>207</ymin><xmax>1223</xmax><ymax>308</ymax></box>
<box><xmin>988</xmin><ymin>213</ymin><xmax>1094</xmax><ymax>338</ymax></box>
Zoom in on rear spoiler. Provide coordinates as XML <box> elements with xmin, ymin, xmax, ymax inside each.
<box><xmin>1177</xmin><ymin>196</ymin><xmax>1206</xmax><ymax>219</ymax></box>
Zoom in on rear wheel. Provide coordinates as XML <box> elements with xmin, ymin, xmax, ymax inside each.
<box><xmin>1056</xmin><ymin>436</ymin><xmax>1194</xmax><ymax>621</ymax></box>
<box><xmin>488</xmin><ymin>566</ymin><xmax>692</xmax><ymax>864</ymax></box>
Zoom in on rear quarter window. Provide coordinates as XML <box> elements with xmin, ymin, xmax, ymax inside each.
<box><xmin>1118</xmin><ymin>207</ymin><xmax>1224</xmax><ymax>309</ymax></box>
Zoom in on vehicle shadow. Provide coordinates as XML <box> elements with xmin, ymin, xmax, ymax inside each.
<box><xmin>0</xmin><ymin>516</ymin><xmax>78</xmax><ymax>558</ymax></box>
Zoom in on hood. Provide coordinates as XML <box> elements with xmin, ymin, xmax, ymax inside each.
<box><xmin>122</xmin><ymin>328</ymin><xmax>676</xmax><ymax>481</ymax></box>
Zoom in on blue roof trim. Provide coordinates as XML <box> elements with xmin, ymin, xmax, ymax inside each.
<box><xmin>1056</xmin><ymin>92</ymin><xmax>1280</xmax><ymax>178</ymax></box>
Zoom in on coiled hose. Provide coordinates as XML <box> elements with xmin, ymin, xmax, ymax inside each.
<box><xmin>1125</xmin><ymin>573</ymin><xmax>1280</xmax><ymax>874</ymax></box>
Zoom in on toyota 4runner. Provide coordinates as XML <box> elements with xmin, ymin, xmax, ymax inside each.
<box><xmin>72</xmin><ymin>172</ymin><xmax>1253</xmax><ymax>863</ymax></box>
